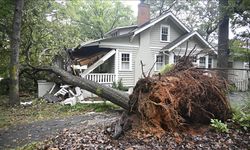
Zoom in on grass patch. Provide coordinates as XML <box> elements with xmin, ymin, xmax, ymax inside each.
<box><xmin>0</xmin><ymin>96</ymin><xmax>119</xmax><ymax>129</ymax></box>
<box><xmin>15</xmin><ymin>141</ymin><xmax>42</xmax><ymax>150</ymax></box>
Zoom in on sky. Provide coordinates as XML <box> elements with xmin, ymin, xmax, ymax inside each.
<box><xmin>121</xmin><ymin>0</ymin><xmax>140</xmax><ymax>16</ymax></box>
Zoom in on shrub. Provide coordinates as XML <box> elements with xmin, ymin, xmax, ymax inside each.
<box><xmin>112</xmin><ymin>79</ymin><xmax>128</xmax><ymax>91</ymax></box>
<box><xmin>232</xmin><ymin>110</ymin><xmax>250</xmax><ymax>130</ymax></box>
<box><xmin>231</xmin><ymin>93</ymin><xmax>250</xmax><ymax>130</ymax></box>
<box><xmin>210</xmin><ymin>119</ymin><xmax>229</xmax><ymax>133</ymax></box>
<box><xmin>232</xmin><ymin>107</ymin><xmax>250</xmax><ymax>130</ymax></box>
<box><xmin>160</xmin><ymin>64</ymin><xmax>174</xmax><ymax>74</ymax></box>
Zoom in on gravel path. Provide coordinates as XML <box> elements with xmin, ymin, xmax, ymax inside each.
<box><xmin>0</xmin><ymin>111</ymin><xmax>120</xmax><ymax>149</ymax></box>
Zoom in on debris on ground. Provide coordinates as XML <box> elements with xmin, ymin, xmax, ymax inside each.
<box><xmin>41</xmin><ymin>122</ymin><xmax>250</xmax><ymax>149</ymax></box>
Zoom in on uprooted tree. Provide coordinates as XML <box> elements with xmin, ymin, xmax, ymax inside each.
<box><xmin>33</xmin><ymin>53</ymin><xmax>232</xmax><ymax>137</ymax></box>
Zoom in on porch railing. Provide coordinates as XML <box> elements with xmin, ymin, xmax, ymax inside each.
<box><xmin>85</xmin><ymin>73</ymin><xmax>116</xmax><ymax>84</ymax></box>
<box><xmin>230</xmin><ymin>78</ymin><xmax>248</xmax><ymax>92</ymax></box>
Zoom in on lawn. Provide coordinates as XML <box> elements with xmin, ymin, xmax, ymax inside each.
<box><xmin>0</xmin><ymin>96</ymin><xmax>119</xmax><ymax>129</ymax></box>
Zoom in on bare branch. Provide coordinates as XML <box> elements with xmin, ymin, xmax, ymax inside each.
<box><xmin>147</xmin><ymin>61</ymin><xmax>157</xmax><ymax>77</ymax></box>
<box><xmin>140</xmin><ymin>60</ymin><xmax>147</xmax><ymax>78</ymax></box>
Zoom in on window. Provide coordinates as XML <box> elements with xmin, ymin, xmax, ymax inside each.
<box><xmin>120</xmin><ymin>53</ymin><xmax>131</xmax><ymax>71</ymax></box>
<box><xmin>199</xmin><ymin>57</ymin><xmax>206</xmax><ymax>68</ymax></box>
<box><xmin>155</xmin><ymin>54</ymin><xmax>164</xmax><ymax>71</ymax></box>
<box><xmin>208</xmin><ymin>56</ymin><xmax>212</xmax><ymax>68</ymax></box>
<box><xmin>160</xmin><ymin>25</ymin><xmax>170</xmax><ymax>42</ymax></box>
<box><xmin>174</xmin><ymin>55</ymin><xmax>181</xmax><ymax>63</ymax></box>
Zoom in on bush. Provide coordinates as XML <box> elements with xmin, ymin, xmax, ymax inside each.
<box><xmin>160</xmin><ymin>64</ymin><xmax>174</xmax><ymax>74</ymax></box>
<box><xmin>231</xmin><ymin>93</ymin><xmax>250</xmax><ymax>130</ymax></box>
<box><xmin>210</xmin><ymin>119</ymin><xmax>229</xmax><ymax>133</ymax></box>
<box><xmin>112</xmin><ymin>79</ymin><xmax>128</xmax><ymax>91</ymax></box>
<box><xmin>232</xmin><ymin>107</ymin><xmax>250</xmax><ymax>130</ymax></box>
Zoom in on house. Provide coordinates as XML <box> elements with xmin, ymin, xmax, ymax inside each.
<box><xmin>69</xmin><ymin>1</ymin><xmax>220</xmax><ymax>89</ymax></box>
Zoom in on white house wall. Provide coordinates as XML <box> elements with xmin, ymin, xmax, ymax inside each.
<box><xmin>117</xmin><ymin>47</ymin><xmax>137</xmax><ymax>87</ymax></box>
<box><xmin>150</xmin><ymin>18</ymin><xmax>184</xmax><ymax>48</ymax></box>
<box><xmin>134</xmin><ymin>29</ymin><xmax>152</xmax><ymax>84</ymax></box>
<box><xmin>98</xmin><ymin>36</ymin><xmax>139</xmax><ymax>87</ymax></box>
<box><xmin>229</xmin><ymin>61</ymin><xmax>247</xmax><ymax>80</ymax></box>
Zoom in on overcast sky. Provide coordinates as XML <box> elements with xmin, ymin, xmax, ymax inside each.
<box><xmin>121</xmin><ymin>0</ymin><xmax>140</xmax><ymax>16</ymax></box>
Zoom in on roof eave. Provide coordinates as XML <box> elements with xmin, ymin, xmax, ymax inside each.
<box><xmin>162</xmin><ymin>32</ymin><xmax>217</xmax><ymax>54</ymax></box>
<box><xmin>132</xmin><ymin>12</ymin><xmax>190</xmax><ymax>39</ymax></box>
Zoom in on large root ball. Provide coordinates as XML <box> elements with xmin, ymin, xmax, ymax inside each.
<box><xmin>129</xmin><ymin>60</ymin><xmax>231</xmax><ymax>132</ymax></box>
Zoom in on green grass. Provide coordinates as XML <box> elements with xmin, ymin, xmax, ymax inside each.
<box><xmin>15</xmin><ymin>141</ymin><xmax>42</xmax><ymax>150</ymax></box>
<box><xmin>0</xmin><ymin>96</ymin><xmax>119</xmax><ymax>129</ymax></box>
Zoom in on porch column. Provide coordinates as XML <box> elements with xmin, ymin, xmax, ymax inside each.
<box><xmin>115</xmin><ymin>49</ymin><xmax>119</xmax><ymax>82</ymax></box>
<box><xmin>197</xmin><ymin>55</ymin><xmax>200</xmax><ymax>67</ymax></box>
<box><xmin>205</xmin><ymin>55</ymin><xmax>209</xmax><ymax>68</ymax></box>
<box><xmin>169</xmin><ymin>53</ymin><xmax>174</xmax><ymax>64</ymax></box>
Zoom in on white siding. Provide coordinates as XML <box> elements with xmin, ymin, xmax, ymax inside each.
<box><xmin>229</xmin><ymin>61</ymin><xmax>247</xmax><ymax>80</ymax></box>
<box><xmin>134</xmin><ymin>30</ymin><xmax>152</xmax><ymax>84</ymax></box>
<box><xmin>99</xmin><ymin>36</ymin><xmax>139</xmax><ymax>87</ymax></box>
<box><xmin>117</xmin><ymin>47</ymin><xmax>137</xmax><ymax>87</ymax></box>
<box><xmin>150</xmin><ymin>18</ymin><xmax>183</xmax><ymax>48</ymax></box>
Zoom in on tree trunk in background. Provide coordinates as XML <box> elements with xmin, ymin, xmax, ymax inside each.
<box><xmin>217</xmin><ymin>0</ymin><xmax>229</xmax><ymax>79</ymax></box>
<box><xmin>9</xmin><ymin>0</ymin><xmax>24</xmax><ymax>106</ymax></box>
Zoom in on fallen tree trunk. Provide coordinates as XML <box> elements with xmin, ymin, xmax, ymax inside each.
<box><xmin>36</xmin><ymin>66</ymin><xmax>130</xmax><ymax>110</ymax></box>
<box><xmin>31</xmin><ymin>55</ymin><xmax>232</xmax><ymax>137</ymax></box>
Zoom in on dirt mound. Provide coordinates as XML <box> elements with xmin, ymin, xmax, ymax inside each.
<box><xmin>129</xmin><ymin>56</ymin><xmax>232</xmax><ymax>132</ymax></box>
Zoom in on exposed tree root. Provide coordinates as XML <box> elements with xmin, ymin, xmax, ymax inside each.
<box><xmin>124</xmin><ymin>56</ymin><xmax>232</xmax><ymax>136</ymax></box>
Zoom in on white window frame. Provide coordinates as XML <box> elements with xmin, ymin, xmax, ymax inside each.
<box><xmin>199</xmin><ymin>56</ymin><xmax>206</xmax><ymax>68</ymax></box>
<box><xmin>119</xmin><ymin>52</ymin><xmax>132</xmax><ymax>71</ymax></box>
<box><xmin>155</xmin><ymin>54</ymin><xmax>164</xmax><ymax>71</ymax></box>
<box><xmin>160</xmin><ymin>25</ymin><xmax>170</xmax><ymax>42</ymax></box>
<box><xmin>174</xmin><ymin>55</ymin><xmax>181</xmax><ymax>63</ymax></box>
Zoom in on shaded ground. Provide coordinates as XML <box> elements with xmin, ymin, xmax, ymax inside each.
<box><xmin>0</xmin><ymin>92</ymin><xmax>249</xmax><ymax>149</ymax></box>
<box><xmin>0</xmin><ymin>111</ymin><xmax>121</xmax><ymax>149</ymax></box>
<box><xmin>43</xmin><ymin>123</ymin><xmax>249</xmax><ymax>150</ymax></box>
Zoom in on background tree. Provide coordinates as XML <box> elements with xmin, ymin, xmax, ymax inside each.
<box><xmin>9</xmin><ymin>0</ymin><xmax>24</xmax><ymax>105</ymax></box>
<box><xmin>58</xmin><ymin>0</ymin><xmax>135</xmax><ymax>39</ymax></box>
<box><xmin>0</xmin><ymin>0</ymin><xmax>14</xmax><ymax>78</ymax></box>
<box><xmin>229</xmin><ymin>0</ymin><xmax>250</xmax><ymax>69</ymax></box>
<box><xmin>0</xmin><ymin>0</ymin><xmax>135</xmax><ymax>98</ymax></box>
<box><xmin>230</xmin><ymin>39</ymin><xmax>250</xmax><ymax>66</ymax></box>
<box><xmin>150</xmin><ymin>0</ymin><xmax>219</xmax><ymax>44</ymax></box>
<box><xmin>217</xmin><ymin>0</ymin><xmax>229</xmax><ymax>79</ymax></box>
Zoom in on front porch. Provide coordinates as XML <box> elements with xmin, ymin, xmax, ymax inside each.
<box><xmin>73</xmin><ymin>49</ymin><xmax>118</xmax><ymax>85</ymax></box>
<box><xmin>85</xmin><ymin>73</ymin><xmax>116</xmax><ymax>85</ymax></box>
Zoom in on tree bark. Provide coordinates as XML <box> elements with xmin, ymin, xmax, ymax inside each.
<box><xmin>9</xmin><ymin>0</ymin><xmax>24</xmax><ymax>106</ymax></box>
<box><xmin>217</xmin><ymin>0</ymin><xmax>229</xmax><ymax>79</ymax></box>
<box><xmin>35</xmin><ymin>66</ymin><xmax>130</xmax><ymax>110</ymax></box>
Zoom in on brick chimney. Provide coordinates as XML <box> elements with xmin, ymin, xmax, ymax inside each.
<box><xmin>137</xmin><ymin>1</ymin><xmax>150</xmax><ymax>26</ymax></box>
